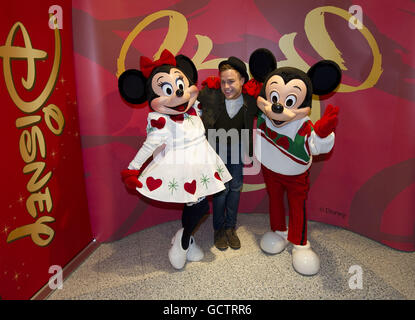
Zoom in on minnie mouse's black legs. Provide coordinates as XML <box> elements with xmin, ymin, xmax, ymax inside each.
<box><xmin>181</xmin><ymin>197</ymin><xmax>209</xmax><ymax>249</ymax></box>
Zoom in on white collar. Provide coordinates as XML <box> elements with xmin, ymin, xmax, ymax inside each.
<box><xmin>265</xmin><ymin>116</ymin><xmax>310</xmax><ymax>140</ymax></box>
<box><xmin>225</xmin><ymin>95</ymin><xmax>244</xmax><ymax>119</ymax></box>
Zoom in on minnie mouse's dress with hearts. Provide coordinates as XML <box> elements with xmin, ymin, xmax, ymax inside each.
<box><xmin>128</xmin><ymin>102</ymin><xmax>232</xmax><ymax>203</ymax></box>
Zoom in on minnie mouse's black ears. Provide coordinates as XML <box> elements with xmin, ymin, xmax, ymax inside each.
<box><xmin>307</xmin><ymin>60</ymin><xmax>342</xmax><ymax>95</ymax></box>
<box><xmin>176</xmin><ymin>54</ymin><xmax>198</xmax><ymax>85</ymax></box>
<box><xmin>118</xmin><ymin>69</ymin><xmax>147</xmax><ymax>104</ymax></box>
<box><xmin>249</xmin><ymin>48</ymin><xmax>277</xmax><ymax>83</ymax></box>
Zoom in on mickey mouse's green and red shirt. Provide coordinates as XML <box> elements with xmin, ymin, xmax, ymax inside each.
<box><xmin>255</xmin><ymin>111</ymin><xmax>335</xmax><ymax>175</ymax></box>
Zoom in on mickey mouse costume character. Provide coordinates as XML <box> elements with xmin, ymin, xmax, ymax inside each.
<box><xmin>249</xmin><ymin>48</ymin><xmax>341</xmax><ymax>275</ymax></box>
<box><xmin>118</xmin><ymin>49</ymin><xmax>232</xmax><ymax>270</ymax></box>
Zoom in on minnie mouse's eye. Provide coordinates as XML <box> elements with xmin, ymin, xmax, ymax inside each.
<box><xmin>176</xmin><ymin>78</ymin><xmax>185</xmax><ymax>91</ymax></box>
<box><xmin>161</xmin><ymin>83</ymin><xmax>173</xmax><ymax>96</ymax></box>
<box><xmin>270</xmin><ymin>91</ymin><xmax>279</xmax><ymax>104</ymax></box>
<box><xmin>285</xmin><ymin>95</ymin><xmax>297</xmax><ymax>108</ymax></box>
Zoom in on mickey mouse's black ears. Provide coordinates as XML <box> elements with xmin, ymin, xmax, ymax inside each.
<box><xmin>249</xmin><ymin>48</ymin><xmax>277</xmax><ymax>83</ymax></box>
<box><xmin>307</xmin><ymin>60</ymin><xmax>342</xmax><ymax>95</ymax></box>
<box><xmin>176</xmin><ymin>54</ymin><xmax>198</xmax><ymax>85</ymax></box>
<box><xmin>118</xmin><ymin>69</ymin><xmax>147</xmax><ymax>104</ymax></box>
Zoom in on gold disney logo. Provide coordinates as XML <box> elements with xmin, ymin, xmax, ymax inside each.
<box><xmin>0</xmin><ymin>20</ymin><xmax>64</xmax><ymax>247</ymax></box>
<box><xmin>117</xmin><ymin>6</ymin><xmax>382</xmax><ymax>95</ymax></box>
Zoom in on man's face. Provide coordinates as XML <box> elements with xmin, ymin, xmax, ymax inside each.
<box><xmin>220</xmin><ymin>69</ymin><xmax>244</xmax><ymax>100</ymax></box>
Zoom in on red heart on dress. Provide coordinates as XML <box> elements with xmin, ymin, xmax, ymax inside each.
<box><xmin>150</xmin><ymin>117</ymin><xmax>166</xmax><ymax>129</ymax></box>
<box><xmin>146</xmin><ymin>177</ymin><xmax>162</xmax><ymax>191</ymax></box>
<box><xmin>214</xmin><ymin>172</ymin><xmax>221</xmax><ymax>181</ymax></box>
<box><xmin>184</xmin><ymin>180</ymin><xmax>196</xmax><ymax>195</ymax></box>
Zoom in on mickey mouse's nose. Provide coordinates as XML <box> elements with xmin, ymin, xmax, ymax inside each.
<box><xmin>176</xmin><ymin>89</ymin><xmax>184</xmax><ymax>97</ymax></box>
<box><xmin>272</xmin><ymin>103</ymin><xmax>284</xmax><ymax>114</ymax></box>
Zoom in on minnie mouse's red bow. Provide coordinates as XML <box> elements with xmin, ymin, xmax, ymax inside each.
<box><xmin>140</xmin><ymin>49</ymin><xmax>176</xmax><ymax>78</ymax></box>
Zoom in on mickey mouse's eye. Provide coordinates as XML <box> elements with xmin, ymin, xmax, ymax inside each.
<box><xmin>176</xmin><ymin>78</ymin><xmax>185</xmax><ymax>91</ymax></box>
<box><xmin>161</xmin><ymin>83</ymin><xmax>174</xmax><ymax>96</ymax></box>
<box><xmin>285</xmin><ymin>95</ymin><xmax>297</xmax><ymax>108</ymax></box>
<box><xmin>270</xmin><ymin>91</ymin><xmax>279</xmax><ymax>104</ymax></box>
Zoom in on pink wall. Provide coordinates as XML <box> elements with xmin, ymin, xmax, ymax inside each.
<box><xmin>71</xmin><ymin>0</ymin><xmax>415</xmax><ymax>251</ymax></box>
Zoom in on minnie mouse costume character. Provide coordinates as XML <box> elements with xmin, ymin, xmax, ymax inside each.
<box><xmin>118</xmin><ymin>49</ymin><xmax>232</xmax><ymax>269</ymax></box>
<box><xmin>249</xmin><ymin>48</ymin><xmax>341</xmax><ymax>275</ymax></box>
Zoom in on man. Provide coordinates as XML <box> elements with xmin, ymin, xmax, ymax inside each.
<box><xmin>198</xmin><ymin>56</ymin><xmax>257</xmax><ymax>250</ymax></box>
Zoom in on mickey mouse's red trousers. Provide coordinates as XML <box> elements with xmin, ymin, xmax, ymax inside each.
<box><xmin>261</xmin><ymin>165</ymin><xmax>310</xmax><ymax>246</ymax></box>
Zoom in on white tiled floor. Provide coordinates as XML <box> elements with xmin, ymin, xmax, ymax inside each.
<box><xmin>47</xmin><ymin>213</ymin><xmax>415</xmax><ymax>300</ymax></box>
